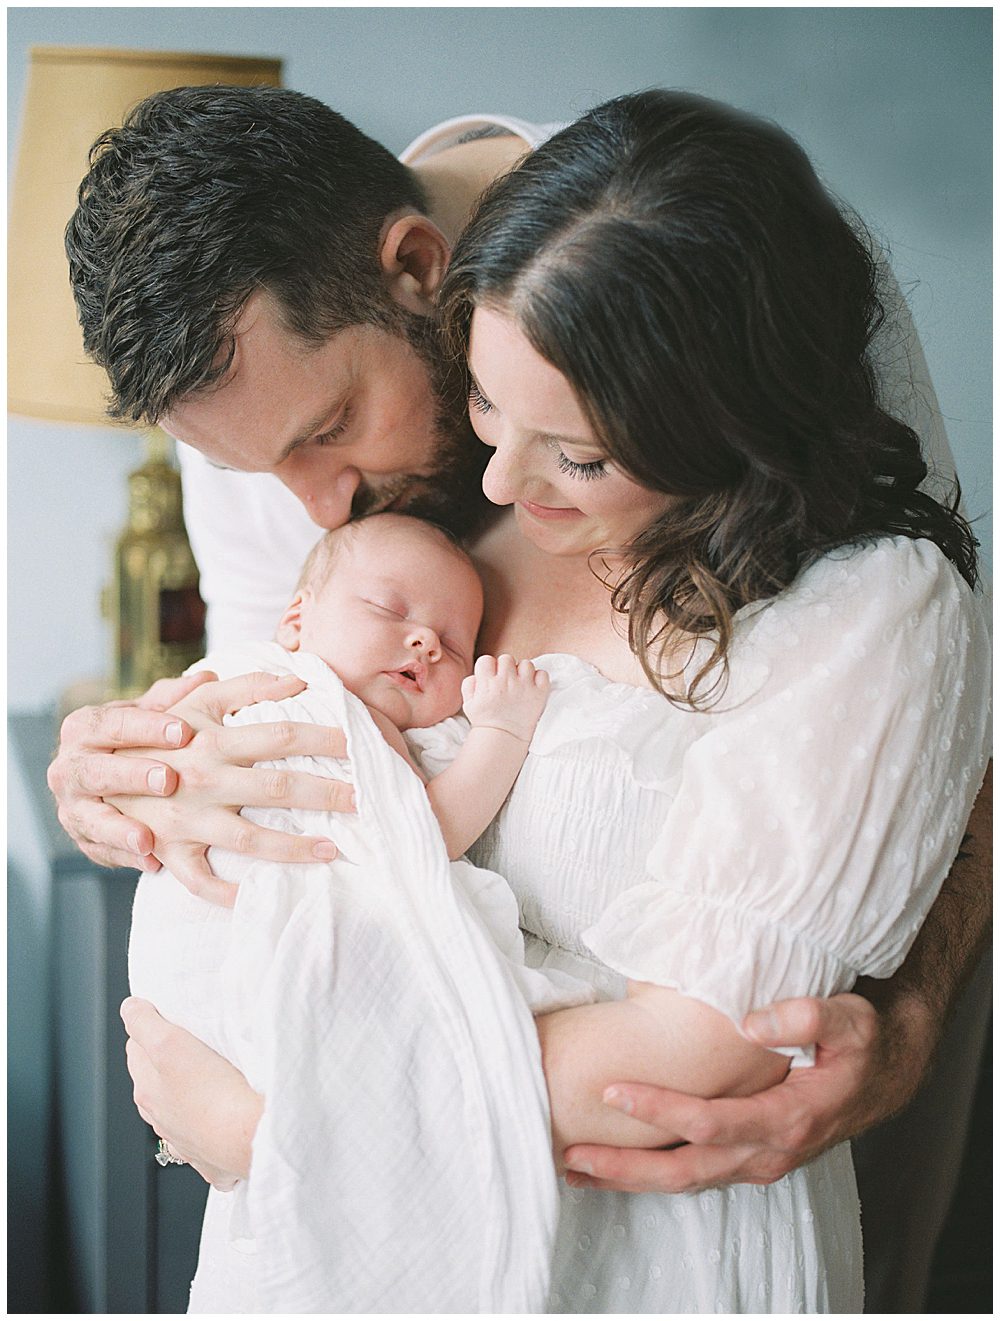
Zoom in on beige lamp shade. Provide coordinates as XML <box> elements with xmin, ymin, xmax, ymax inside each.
<box><xmin>8</xmin><ymin>46</ymin><xmax>282</xmax><ymax>425</ymax></box>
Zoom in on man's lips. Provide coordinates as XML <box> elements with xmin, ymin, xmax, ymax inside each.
<box><xmin>384</xmin><ymin>663</ymin><xmax>425</xmax><ymax>693</ymax></box>
<box><xmin>519</xmin><ymin>499</ymin><xmax>584</xmax><ymax>521</ymax></box>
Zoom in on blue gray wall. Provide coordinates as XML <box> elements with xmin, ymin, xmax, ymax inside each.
<box><xmin>8</xmin><ymin>7</ymin><xmax>992</xmax><ymax>712</ymax></box>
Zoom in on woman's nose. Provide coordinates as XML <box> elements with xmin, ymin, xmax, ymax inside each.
<box><xmin>480</xmin><ymin>435</ymin><xmax>523</xmax><ymax>507</ymax></box>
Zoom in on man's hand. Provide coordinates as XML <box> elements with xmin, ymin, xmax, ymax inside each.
<box><xmin>48</xmin><ymin>671</ymin><xmax>213</xmax><ymax>871</ymax></box>
<box><xmin>562</xmin><ymin>991</ymin><xmax>922</xmax><ymax>1193</ymax></box>
<box><xmin>50</xmin><ymin>670</ymin><xmax>355</xmax><ymax>906</ymax></box>
<box><xmin>122</xmin><ymin>997</ymin><xmax>262</xmax><ymax>1189</ymax></box>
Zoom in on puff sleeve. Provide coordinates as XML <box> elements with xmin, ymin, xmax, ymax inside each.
<box><xmin>583</xmin><ymin>538</ymin><xmax>991</xmax><ymax>1050</ymax></box>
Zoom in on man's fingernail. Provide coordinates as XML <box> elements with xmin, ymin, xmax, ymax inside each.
<box><xmin>147</xmin><ymin>766</ymin><xmax>168</xmax><ymax>794</ymax></box>
<box><xmin>165</xmin><ymin>721</ymin><xmax>184</xmax><ymax>746</ymax></box>
<box><xmin>313</xmin><ymin>841</ymin><xmax>338</xmax><ymax>860</ymax></box>
<box><xmin>603</xmin><ymin>1087</ymin><xmax>634</xmax><ymax>1114</ymax></box>
<box><xmin>743</xmin><ymin>1010</ymin><xmax>774</xmax><ymax>1041</ymax></box>
<box><xmin>564</xmin><ymin>1160</ymin><xmax>593</xmax><ymax>1176</ymax></box>
<box><xmin>127</xmin><ymin>830</ymin><xmax>142</xmax><ymax>854</ymax></box>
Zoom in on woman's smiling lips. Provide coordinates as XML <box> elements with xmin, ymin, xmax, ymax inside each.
<box><xmin>518</xmin><ymin>499</ymin><xmax>584</xmax><ymax>521</ymax></box>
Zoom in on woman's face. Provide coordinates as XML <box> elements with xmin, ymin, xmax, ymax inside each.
<box><xmin>467</xmin><ymin>306</ymin><xmax>673</xmax><ymax>558</ymax></box>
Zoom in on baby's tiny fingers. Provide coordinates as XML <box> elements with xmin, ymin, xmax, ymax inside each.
<box><xmin>496</xmin><ymin>654</ymin><xmax>518</xmax><ymax>678</ymax></box>
<box><xmin>461</xmin><ymin>674</ymin><xmax>477</xmax><ymax>702</ymax></box>
<box><xmin>474</xmin><ymin>654</ymin><xmax>498</xmax><ymax>678</ymax></box>
<box><xmin>534</xmin><ymin>668</ymin><xmax>550</xmax><ymax>690</ymax></box>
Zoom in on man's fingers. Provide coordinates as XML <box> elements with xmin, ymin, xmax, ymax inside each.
<box><xmin>221</xmin><ymin>766</ymin><xmax>356</xmax><ymax>814</ymax></box>
<box><xmin>743</xmin><ymin>993</ymin><xmax>877</xmax><ymax>1051</ymax></box>
<box><xmin>564</xmin><ymin>1140</ymin><xmax>775</xmax><ymax>1196</ymax></box>
<box><xmin>57</xmin><ymin>797</ymin><xmax>156</xmax><ymax>864</ymax></box>
<box><xmin>173</xmin><ymin>672</ymin><xmax>307</xmax><ymax>723</ymax></box>
<box><xmin>65</xmin><ymin>751</ymin><xmax>179</xmax><ymax>800</ymax></box>
<box><xmin>211</xmin><ymin>720</ymin><xmax>348</xmax><ymax>765</ymax></box>
<box><xmin>55</xmin><ymin>702</ymin><xmax>192</xmax><ymax>756</ymax></box>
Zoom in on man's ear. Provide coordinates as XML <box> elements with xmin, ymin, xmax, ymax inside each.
<box><xmin>275</xmin><ymin>591</ymin><xmax>308</xmax><ymax>651</ymax></box>
<box><xmin>378</xmin><ymin>213</ymin><xmax>451</xmax><ymax>315</ymax></box>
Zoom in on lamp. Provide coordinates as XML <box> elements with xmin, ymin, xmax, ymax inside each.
<box><xmin>8</xmin><ymin>46</ymin><xmax>282</xmax><ymax>696</ymax></box>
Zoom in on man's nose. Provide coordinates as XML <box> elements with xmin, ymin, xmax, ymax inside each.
<box><xmin>278</xmin><ymin>461</ymin><xmax>362</xmax><ymax>530</ymax></box>
<box><xmin>406</xmin><ymin>624</ymin><xmax>441</xmax><ymax>662</ymax></box>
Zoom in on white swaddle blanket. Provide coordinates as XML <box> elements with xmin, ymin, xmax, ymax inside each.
<box><xmin>129</xmin><ymin>643</ymin><xmax>592</xmax><ymax>1313</ymax></box>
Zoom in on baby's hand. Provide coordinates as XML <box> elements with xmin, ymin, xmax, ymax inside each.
<box><xmin>461</xmin><ymin>655</ymin><xmax>550</xmax><ymax>744</ymax></box>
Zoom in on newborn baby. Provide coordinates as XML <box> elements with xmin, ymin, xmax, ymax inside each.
<box><xmin>127</xmin><ymin>514</ymin><xmax>593</xmax><ymax>1313</ymax></box>
<box><xmin>129</xmin><ymin>509</ymin><xmax>589</xmax><ymax>1064</ymax></box>
<box><xmin>272</xmin><ymin>512</ymin><xmax>550</xmax><ymax>858</ymax></box>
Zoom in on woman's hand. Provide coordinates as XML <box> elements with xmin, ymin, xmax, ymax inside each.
<box><xmin>50</xmin><ymin>671</ymin><xmax>355</xmax><ymax>907</ymax></box>
<box><xmin>562</xmin><ymin>992</ymin><xmax>914</xmax><ymax>1192</ymax></box>
<box><xmin>121</xmin><ymin>997</ymin><xmax>263</xmax><ymax>1189</ymax></box>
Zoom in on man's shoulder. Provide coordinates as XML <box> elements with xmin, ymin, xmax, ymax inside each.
<box><xmin>400</xmin><ymin>113</ymin><xmax>564</xmax><ymax>164</ymax></box>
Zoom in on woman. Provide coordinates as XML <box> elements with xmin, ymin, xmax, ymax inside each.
<box><xmin>123</xmin><ymin>91</ymin><xmax>989</xmax><ymax>1311</ymax></box>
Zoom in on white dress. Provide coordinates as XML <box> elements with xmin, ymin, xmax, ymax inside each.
<box><xmin>412</xmin><ymin>535</ymin><xmax>990</xmax><ymax>1313</ymax></box>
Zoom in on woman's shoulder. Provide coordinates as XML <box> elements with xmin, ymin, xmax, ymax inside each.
<box><xmin>729</xmin><ymin>535</ymin><xmax>988</xmax><ymax>695</ymax></box>
<box><xmin>755</xmin><ymin>536</ymin><xmax>979</xmax><ymax>630</ymax></box>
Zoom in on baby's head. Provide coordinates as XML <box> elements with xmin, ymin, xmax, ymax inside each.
<box><xmin>276</xmin><ymin>514</ymin><xmax>483</xmax><ymax>730</ymax></box>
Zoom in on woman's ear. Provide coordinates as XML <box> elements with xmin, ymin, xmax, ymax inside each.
<box><xmin>275</xmin><ymin>592</ymin><xmax>307</xmax><ymax>651</ymax></box>
<box><xmin>378</xmin><ymin>213</ymin><xmax>451</xmax><ymax>315</ymax></box>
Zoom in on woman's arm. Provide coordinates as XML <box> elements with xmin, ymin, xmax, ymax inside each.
<box><xmin>560</xmin><ymin>767</ymin><xmax>991</xmax><ymax>1193</ymax></box>
<box><xmin>121</xmin><ymin>978</ymin><xmax>789</xmax><ymax>1184</ymax></box>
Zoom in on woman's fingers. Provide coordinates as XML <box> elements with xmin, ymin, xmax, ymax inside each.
<box><xmin>210</xmin><ymin>720</ymin><xmax>349</xmax><ymax>766</ymax></box>
<box><xmin>156</xmin><ymin>843</ymin><xmax>240</xmax><ymax>908</ymax></box>
<box><xmin>216</xmin><ymin>765</ymin><xmax>355</xmax><ymax>813</ymax></box>
<box><xmin>137</xmin><ymin>669</ymin><xmax>217</xmax><ymax>711</ymax></box>
<box><xmin>171</xmin><ymin>671</ymin><xmax>307</xmax><ymax>724</ymax></box>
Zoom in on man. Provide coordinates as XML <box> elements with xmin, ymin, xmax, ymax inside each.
<box><xmin>51</xmin><ymin>85</ymin><xmax>990</xmax><ymax>1311</ymax></box>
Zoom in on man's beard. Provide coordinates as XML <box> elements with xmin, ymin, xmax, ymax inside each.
<box><xmin>346</xmin><ymin>310</ymin><xmax>493</xmax><ymax>541</ymax></box>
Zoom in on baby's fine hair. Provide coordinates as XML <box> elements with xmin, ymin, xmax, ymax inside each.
<box><xmin>297</xmin><ymin>513</ymin><xmax>474</xmax><ymax>595</ymax></box>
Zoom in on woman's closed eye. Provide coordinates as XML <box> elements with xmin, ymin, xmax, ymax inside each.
<box><xmin>556</xmin><ymin>452</ymin><xmax>607</xmax><ymax>481</ymax></box>
<box><xmin>468</xmin><ymin>382</ymin><xmax>493</xmax><ymax>416</ymax></box>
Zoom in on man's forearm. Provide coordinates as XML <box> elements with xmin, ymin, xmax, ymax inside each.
<box><xmin>856</xmin><ymin>763</ymin><xmax>992</xmax><ymax>1108</ymax></box>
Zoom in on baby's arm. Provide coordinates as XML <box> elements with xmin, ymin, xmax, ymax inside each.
<box><xmin>426</xmin><ymin>655</ymin><xmax>549</xmax><ymax>860</ymax></box>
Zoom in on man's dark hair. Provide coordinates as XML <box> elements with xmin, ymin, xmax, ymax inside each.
<box><xmin>65</xmin><ymin>85</ymin><xmax>428</xmax><ymax>424</ymax></box>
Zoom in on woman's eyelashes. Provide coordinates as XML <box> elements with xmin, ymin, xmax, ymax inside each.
<box><xmin>470</xmin><ymin>383</ymin><xmax>607</xmax><ymax>481</ymax></box>
<box><xmin>468</xmin><ymin>381</ymin><xmax>493</xmax><ymax>415</ymax></box>
<box><xmin>556</xmin><ymin>452</ymin><xmax>607</xmax><ymax>481</ymax></box>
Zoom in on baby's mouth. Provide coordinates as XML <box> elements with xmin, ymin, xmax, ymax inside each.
<box><xmin>386</xmin><ymin>663</ymin><xmax>424</xmax><ymax>693</ymax></box>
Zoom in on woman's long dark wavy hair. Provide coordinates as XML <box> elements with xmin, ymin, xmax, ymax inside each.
<box><xmin>439</xmin><ymin>90</ymin><xmax>978</xmax><ymax>707</ymax></box>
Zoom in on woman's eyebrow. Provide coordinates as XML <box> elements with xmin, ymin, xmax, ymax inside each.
<box><xmin>469</xmin><ymin>367</ymin><xmax>596</xmax><ymax>448</ymax></box>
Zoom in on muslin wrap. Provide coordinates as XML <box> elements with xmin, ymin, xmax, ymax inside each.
<box><xmin>129</xmin><ymin>643</ymin><xmax>592</xmax><ymax>1313</ymax></box>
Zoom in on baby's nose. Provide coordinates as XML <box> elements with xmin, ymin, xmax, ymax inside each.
<box><xmin>408</xmin><ymin>626</ymin><xmax>441</xmax><ymax>659</ymax></box>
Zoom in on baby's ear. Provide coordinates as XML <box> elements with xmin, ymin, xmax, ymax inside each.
<box><xmin>275</xmin><ymin>592</ymin><xmax>307</xmax><ymax>651</ymax></box>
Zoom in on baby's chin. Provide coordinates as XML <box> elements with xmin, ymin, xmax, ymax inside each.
<box><xmin>359</xmin><ymin>680</ymin><xmax>463</xmax><ymax>732</ymax></box>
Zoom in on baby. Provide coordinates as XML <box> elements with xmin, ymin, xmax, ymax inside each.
<box><xmin>272</xmin><ymin>512</ymin><xmax>549</xmax><ymax>858</ymax></box>
<box><xmin>129</xmin><ymin>512</ymin><xmax>580</xmax><ymax>1070</ymax></box>
<box><xmin>127</xmin><ymin>513</ymin><xmax>592</xmax><ymax>1314</ymax></box>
